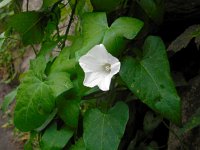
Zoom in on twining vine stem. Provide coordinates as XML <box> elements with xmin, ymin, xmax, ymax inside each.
<box><xmin>61</xmin><ymin>0</ymin><xmax>78</xmax><ymax>49</ymax></box>
<box><xmin>26</xmin><ymin>0</ymin><xmax>29</xmax><ymax>11</ymax></box>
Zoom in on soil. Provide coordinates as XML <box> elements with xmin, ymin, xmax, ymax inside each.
<box><xmin>0</xmin><ymin>83</ymin><xmax>22</xmax><ymax>150</ymax></box>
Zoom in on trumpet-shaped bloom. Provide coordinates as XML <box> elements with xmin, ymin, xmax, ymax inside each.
<box><xmin>79</xmin><ymin>44</ymin><xmax>121</xmax><ymax>91</ymax></box>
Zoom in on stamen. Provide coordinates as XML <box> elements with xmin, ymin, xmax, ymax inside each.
<box><xmin>103</xmin><ymin>63</ymin><xmax>111</xmax><ymax>72</ymax></box>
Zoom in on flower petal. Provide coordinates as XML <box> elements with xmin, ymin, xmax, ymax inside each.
<box><xmin>107</xmin><ymin>53</ymin><xmax>120</xmax><ymax>64</ymax></box>
<box><xmin>98</xmin><ymin>74</ymin><xmax>112</xmax><ymax>91</ymax></box>
<box><xmin>79</xmin><ymin>55</ymin><xmax>103</xmax><ymax>72</ymax></box>
<box><xmin>111</xmin><ymin>62</ymin><xmax>121</xmax><ymax>75</ymax></box>
<box><xmin>83</xmin><ymin>72</ymin><xmax>105</xmax><ymax>88</ymax></box>
<box><xmin>87</xmin><ymin>44</ymin><xmax>109</xmax><ymax>64</ymax></box>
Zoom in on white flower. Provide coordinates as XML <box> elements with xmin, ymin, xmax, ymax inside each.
<box><xmin>79</xmin><ymin>44</ymin><xmax>121</xmax><ymax>91</ymax></box>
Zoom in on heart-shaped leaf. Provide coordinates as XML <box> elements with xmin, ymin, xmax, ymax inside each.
<box><xmin>83</xmin><ymin>102</ymin><xmax>129</xmax><ymax>150</ymax></box>
<box><xmin>120</xmin><ymin>36</ymin><xmax>181</xmax><ymax>124</ymax></box>
<box><xmin>41</xmin><ymin>123</ymin><xmax>74</xmax><ymax>150</ymax></box>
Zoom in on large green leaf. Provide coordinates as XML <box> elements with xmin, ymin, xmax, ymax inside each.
<box><xmin>120</xmin><ymin>36</ymin><xmax>181</xmax><ymax>124</ymax></box>
<box><xmin>14</xmin><ymin>57</ymin><xmax>73</xmax><ymax>131</ymax></box>
<box><xmin>83</xmin><ymin>102</ymin><xmax>129</xmax><ymax>150</ymax></box>
<box><xmin>76</xmin><ymin>12</ymin><xmax>143</xmax><ymax>58</ymax></box>
<box><xmin>14</xmin><ymin>71</ymin><xmax>55</xmax><ymax>131</ymax></box>
<box><xmin>103</xmin><ymin>17</ymin><xmax>143</xmax><ymax>55</ymax></box>
<box><xmin>9</xmin><ymin>11</ymin><xmax>47</xmax><ymax>45</ymax></box>
<box><xmin>41</xmin><ymin>123</ymin><xmax>74</xmax><ymax>150</ymax></box>
<box><xmin>76</xmin><ymin>12</ymin><xmax>108</xmax><ymax>58</ymax></box>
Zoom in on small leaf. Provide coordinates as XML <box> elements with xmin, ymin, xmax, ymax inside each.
<box><xmin>83</xmin><ymin>102</ymin><xmax>129</xmax><ymax>150</ymax></box>
<box><xmin>57</xmin><ymin>98</ymin><xmax>80</xmax><ymax>128</ymax></box>
<box><xmin>69</xmin><ymin>138</ymin><xmax>86</xmax><ymax>150</ymax></box>
<box><xmin>137</xmin><ymin>0</ymin><xmax>164</xmax><ymax>24</ymax></box>
<box><xmin>1</xmin><ymin>88</ymin><xmax>17</xmax><ymax>112</ymax></box>
<box><xmin>120</xmin><ymin>36</ymin><xmax>181</xmax><ymax>124</ymax></box>
<box><xmin>168</xmin><ymin>24</ymin><xmax>200</xmax><ymax>53</ymax></box>
<box><xmin>143</xmin><ymin>111</ymin><xmax>162</xmax><ymax>133</ymax></box>
<box><xmin>103</xmin><ymin>17</ymin><xmax>143</xmax><ymax>55</ymax></box>
<box><xmin>41</xmin><ymin>123</ymin><xmax>74</xmax><ymax>150</ymax></box>
<box><xmin>9</xmin><ymin>11</ymin><xmax>47</xmax><ymax>45</ymax></box>
<box><xmin>180</xmin><ymin>108</ymin><xmax>200</xmax><ymax>134</ymax></box>
<box><xmin>0</xmin><ymin>0</ymin><xmax>12</xmax><ymax>9</ymax></box>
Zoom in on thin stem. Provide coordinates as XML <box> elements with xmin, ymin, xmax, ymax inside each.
<box><xmin>61</xmin><ymin>0</ymin><xmax>77</xmax><ymax>49</ymax></box>
<box><xmin>26</xmin><ymin>0</ymin><xmax>29</xmax><ymax>11</ymax></box>
<box><xmin>162</xmin><ymin>121</ymin><xmax>187</xmax><ymax>150</ymax></box>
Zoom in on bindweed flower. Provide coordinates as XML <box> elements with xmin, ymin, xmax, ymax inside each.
<box><xmin>79</xmin><ymin>44</ymin><xmax>120</xmax><ymax>91</ymax></box>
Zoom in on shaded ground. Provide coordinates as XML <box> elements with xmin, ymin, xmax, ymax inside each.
<box><xmin>0</xmin><ymin>83</ymin><xmax>22</xmax><ymax>150</ymax></box>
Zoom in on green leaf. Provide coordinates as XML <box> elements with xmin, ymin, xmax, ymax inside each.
<box><xmin>0</xmin><ymin>32</ymin><xmax>5</xmax><ymax>50</ymax></box>
<box><xmin>76</xmin><ymin>12</ymin><xmax>143</xmax><ymax>58</ymax></box>
<box><xmin>76</xmin><ymin>12</ymin><xmax>108</xmax><ymax>59</ymax></box>
<box><xmin>69</xmin><ymin>138</ymin><xmax>86</xmax><ymax>150</ymax></box>
<box><xmin>90</xmin><ymin>0</ymin><xmax>123</xmax><ymax>12</ymax></box>
<box><xmin>42</xmin><ymin>0</ymin><xmax>59</xmax><ymax>8</ymax></box>
<box><xmin>137</xmin><ymin>0</ymin><xmax>164</xmax><ymax>24</ymax></box>
<box><xmin>38</xmin><ymin>41</ymin><xmax>57</xmax><ymax>56</ymax></box>
<box><xmin>41</xmin><ymin>123</ymin><xmax>74</xmax><ymax>150</ymax></box>
<box><xmin>14</xmin><ymin>56</ymin><xmax>73</xmax><ymax>131</ymax></box>
<box><xmin>9</xmin><ymin>11</ymin><xmax>47</xmax><ymax>45</ymax></box>
<box><xmin>35</xmin><ymin>108</ymin><xmax>58</xmax><ymax>132</ymax></box>
<box><xmin>14</xmin><ymin>71</ymin><xmax>55</xmax><ymax>131</ymax></box>
<box><xmin>47</xmin><ymin>72</ymin><xmax>73</xmax><ymax>97</ymax></box>
<box><xmin>83</xmin><ymin>102</ymin><xmax>129</xmax><ymax>150</ymax></box>
<box><xmin>57</xmin><ymin>98</ymin><xmax>80</xmax><ymax>128</ymax></box>
<box><xmin>50</xmin><ymin>47</ymin><xmax>76</xmax><ymax>74</ymax></box>
<box><xmin>1</xmin><ymin>88</ymin><xmax>17</xmax><ymax>112</ymax></box>
<box><xmin>120</xmin><ymin>36</ymin><xmax>181</xmax><ymax>124</ymax></box>
<box><xmin>0</xmin><ymin>0</ymin><xmax>12</xmax><ymax>9</ymax></box>
<box><xmin>29</xmin><ymin>56</ymin><xmax>47</xmax><ymax>78</ymax></box>
<box><xmin>103</xmin><ymin>17</ymin><xmax>143</xmax><ymax>55</ymax></box>
<box><xmin>70</xmin><ymin>0</ymin><xmax>93</xmax><ymax>16</ymax></box>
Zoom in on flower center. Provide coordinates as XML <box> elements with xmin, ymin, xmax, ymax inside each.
<box><xmin>103</xmin><ymin>63</ymin><xmax>111</xmax><ymax>72</ymax></box>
